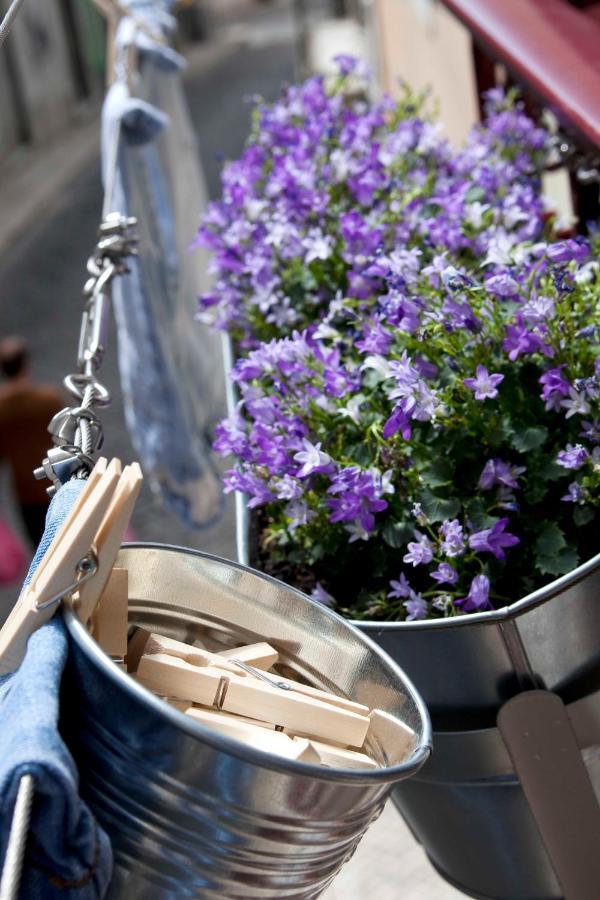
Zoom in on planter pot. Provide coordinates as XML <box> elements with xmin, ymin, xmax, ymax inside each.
<box><xmin>226</xmin><ymin>338</ymin><xmax>600</xmax><ymax>898</ymax></box>
<box><xmin>236</xmin><ymin>496</ymin><xmax>600</xmax><ymax>899</ymax></box>
<box><xmin>61</xmin><ymin>544</ymin><xmax>431</xmax><ymax>899</ymax></box>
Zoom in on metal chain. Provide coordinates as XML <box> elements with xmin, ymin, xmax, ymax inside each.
<box><xmin>34</xmin><ymin>212</ymin><xmax>138</xmax><ymax>496</ymax></box>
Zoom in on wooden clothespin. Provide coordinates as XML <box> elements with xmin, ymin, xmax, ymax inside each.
<box><xmin>74</xmin><ymin>461</ymin><xmax>142</xmax><ymax>626</ymax></box>
<box><xmin>0</xmin><ymin>457</ymin><xmax>142</xmax><ymax>676</ymax></box>
<box><xmin>135</xmin><ymin>651</ymin><xmax>371</xmax><ymax>747</ymax></box>
<box><xmin>185</xmin><ymin>706</ymin><xmax>321</xmax><ymax>762</ymax></box>
<box><xmin>218</xmin><ymin>642</ymin><xmax>279</xmax><ymax>670</ymax></box>
<box><xmin>145</xmin><ymin>633</ymin><xmax>370</xmax><ymax>715</ymax></box>
<box><xmin>90</xmin><ymin>567</ymin><xmax>129</xmax><ymax>659</ymax></box>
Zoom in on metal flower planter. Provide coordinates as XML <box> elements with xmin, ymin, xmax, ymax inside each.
<box><xmin>237</xmin><ymin>495</ymin><xmax>600</xmax><ymax>900</ymax></box>
<box><xmin>61</xmin><ymin>544</ymin><xmax>432</xmax><ymax>900</ymax></box>
<box><xmin>362</xmin><ymin>553</ymin><xmax>600</xmax><ymax>900</ymax></box>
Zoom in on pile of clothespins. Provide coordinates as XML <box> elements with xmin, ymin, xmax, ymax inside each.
<box><xmin>125</xmin><ymin>631</ymin><xmax>384</xmax><ymax>768</ymax></box>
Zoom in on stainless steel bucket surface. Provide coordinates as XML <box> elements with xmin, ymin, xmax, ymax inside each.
<box><xmin>61</xmin><ymin>544</ymin><xmax>432</xmax><ymax>899</ymax></box>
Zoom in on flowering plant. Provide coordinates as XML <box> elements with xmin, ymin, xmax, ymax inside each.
<box><xmin>196</xmin><ymin>61</ymin><xmax>599</xmax><ymax>621</ymax></box>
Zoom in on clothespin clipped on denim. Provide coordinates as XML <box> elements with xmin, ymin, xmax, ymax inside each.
<box><xmin>0</xmin><ymin>458</ymin><xmax>142</xmax><ymax>676</ymax></box>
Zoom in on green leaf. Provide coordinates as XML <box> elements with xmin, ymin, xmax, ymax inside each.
<box><xmin>538</xmin><ymin>459</ymin><xmax>566</xmax><ymax>482</ymax></box>
<box><xmin>420</xmin><ymin>491</ymin><xmax>461</xmax><ymax>523</ymax></box>
<box><xmin>382</xmin><ymin>521</ymin><xmax>414</xmax><ymax>548</ymax></box>
<box><xmin>422</xmin><ymin>202</ymin><xmax>443</xmax><ymax>218</ymax></box>
<box><xmin>535</xmin><ymin>522</ymin><xmax>566</xmax><ymax>556</ymax></box>
<box><xmin>420</xmin><ymin>459</ymin><xmax>454</xmax><ymax>489</ymax></box>
<box><xmin>466</xmin><ymin>186</ymin><xmax>486</xmax><ymax>203</ymax></box>
<box><xmin>346</xmin><ymin>442</ymin><xmax>373</xmax><ymax>466</ymax></box>
<box><xmin>362</xmin><ymin>369</ymin><xmax>385</xmax><ymax>389</ymax></box>
<box><xmin>511</xmin><ymin>426</ymin><xmax>548</xmax><ymax>453</ymax></box>
<box><xmin>536</xmin><ymin>546</ymin><xmax>579</xmax><ymax>577</ymax></box>
<box><xmin>574</xmin><ymin>506</ymin><xmax>594</xmax><ymax>526</ymax></box>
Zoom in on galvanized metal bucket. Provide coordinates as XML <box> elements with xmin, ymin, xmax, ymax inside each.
<box><xmin>61</xmin><ymin>543</ymin><xmax>432</xmax><ymax>900</ymax></box>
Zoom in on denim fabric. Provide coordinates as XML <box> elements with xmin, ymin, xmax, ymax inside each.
<box><xmin>103</xmin><ymin>15</ymin><xmax>225</xmax><ymax>530</ymax></box>
<box><xmin>0</xmin><ymin>480</ymin><xmax>113</xmax><ymax>899</ymax></box>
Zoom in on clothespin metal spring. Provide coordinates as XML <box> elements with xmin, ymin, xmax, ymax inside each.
<box><xmin>35</xmin><ymin>551</ymin><xmax>98</xmax><ymax>612</ymax></box>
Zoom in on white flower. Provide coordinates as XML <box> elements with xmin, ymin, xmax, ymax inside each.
<box><xmin>561</xmin><ymin>387</ymin><xmax>591</xmax><ymax>419</ymax></box>
<box><xmin>465</xmin><ymin>201</ymin><xmax>489</xmax><ymax>229</ymax></box>
<box><xmin>345</xmin><ymin>520</ymin><xmax>371</xmax><ymax>543</ymax></box>
<box><xmin>304</xmin><ymin>229</ymin><xmax>333</xmax><ymax>263</ymax></box>
<box><xmin>575</xmin><ymin>261</ymin><xmax>599</xmax><ymax>285</ymax></box>
<box><xmin>266</xmin><ymin>297</ymin><xmax>300</xmax><ymax>328</ymax></box>
<box><xmin>330</xmin><ymin>148</ymin><xmax>351</xmax><ymax>182</ymax></box>
<box><xmin>416</xmin><ymin>122</ymin><xmax>443</xmax><ymax>153</ymax></box>
<box><xmin>502</xmin><ymin>201</ymin><xmax>529</xmax><ymax>228</ymax></box>
<box><xmin>368</xmin><ymin>466</ymin><xmax>395</xmax><ymax>496</ymax></box>
<box><xmin>293</xmin><ymin>439</ymin><xmax>332</xmax><ymax>478</ymax></box>
<box><xmin>361</xmin><ymin>355</ymin><xmax>393</xmax><ymax>379</ymax></box>
<box><xmin>339</xmin><ymin>395</ymin><xmax>363</xmax><ymax>424</ymax></box>
<box><xmin>314</xmin><ymin>395</ymin><xmax>337</xmax><ymax>414</ymax></box>
<box><xmin>313</xmin><ymin>322</ymin><xmax>341</xmax><ymax>341</ymax></box>
<box><xmin>380</xmin><ymin>469</ymin><xmax>395</xmax><ymax>496</ymax></box>
<box><xmin>482</xmin><ymin>231</ymin><xmax>516</xmax><ymax>267</ymax></box>
<box><xmin>284</xmin><ymin>500</ymin><xmax>315</xmax><ymax>530</ymax></box>
<box><xmin>244</xmin><ymin>198</ymin><xmax>267</xmax><ymax>221</ymax></box>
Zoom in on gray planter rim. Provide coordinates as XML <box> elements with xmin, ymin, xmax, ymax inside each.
<box><xmin>356</xmin><ymin>551</ymin><xmax>600</xmax><ymax>631</ymax></box>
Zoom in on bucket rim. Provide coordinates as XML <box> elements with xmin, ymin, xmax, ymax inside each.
<box><xmin>353</xmin><ymin>551</ymin><xmax>600</xmax><ymax>633</ymax></box>
<box><xmin>63</xmin><ymin>542</ymin><xmax>432</xmax><ymax>785</ymax></box>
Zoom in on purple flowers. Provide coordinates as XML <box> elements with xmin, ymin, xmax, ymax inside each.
<box><xmin>431</xmin><ymin>563</ymin><xmax>458</xmax><ymax>585</ymax></box>
<box><xmin>479</xmin><ymin>459</ymin><xmax>525</xmax><ymax>491</ymax></box>
<box><xmin>327</xmin><ymin>467</ymin><xmax>390</xmax><ymax>537</ymax></box>
<box><xmin>556</xmin><ymin>444</ymin><xmax>589</xmax><ymax>470</ymax></box>
<box><xmin>463</xmin><ymin>365</ymin><xmax>504</xmax><ymax>400</ymax></box>
<box><xmin>200</xmin><ymin>64</ymin><xmax>598</xmax><ymax>622</ymax></box>
<box><xmin>469</xmin><ymin>519</ymin><xmax>520</xmax><ymax>561</ymax></box>
<box><xmin>547</xmin><ymin>239</ymin><xmax>590</xmax><ymax>264</ymax></box>
<box><xmin>439</xmin><ymin>520</ymin><xmax>466</xmax><ymax>558</ymax></box>
<box><xmin>403</xmin><ymin>533</ymin><xmax>435</xmax><ymax>567</ymax></box>
<box><xmin>485</xmin><ymin>273</ymin><xmax>520</xmax><ymax>298</ymax></box>
<box><xmin>456</xmin><ymin>575</ymin><xmax>492</xmax><ymax>612</ymax></box>
<box><xmin>539</xmin><ymin>366</ymin><xmax>570</xmax><ymax>410</ymax></box>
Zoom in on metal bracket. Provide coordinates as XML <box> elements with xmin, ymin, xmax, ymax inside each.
<box><xmin>498</xmin><ymin>690</ymin><xmax>600</xmax><ymax>900</ymax></box>
<box><xmin>33</xmin><ymin>446</ymin><xmax>95</xmax><ymax>497</ymax></box>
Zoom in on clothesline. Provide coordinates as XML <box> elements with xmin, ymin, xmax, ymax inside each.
<box><xmin>0</xmin><ymin>0</ymin><xmax>26</xmax><ymax>49</ymax></box>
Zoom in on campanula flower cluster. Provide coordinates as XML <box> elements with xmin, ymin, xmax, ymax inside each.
<box><xmin>198</xmin><ymin>61</ymin><xmax>599</xmax><ymax>621</ymax></box>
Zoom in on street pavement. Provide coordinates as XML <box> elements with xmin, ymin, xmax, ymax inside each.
<box><xmin>0</xmin><ymin>4</ymin><xmax>464</xmax><ymax>896</ymax></box>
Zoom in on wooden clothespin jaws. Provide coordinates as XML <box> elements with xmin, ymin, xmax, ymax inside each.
<box><xmin>0</xmin><ymin>457</ymin><xmax>142</xmax><ymax>676</ymax></box>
